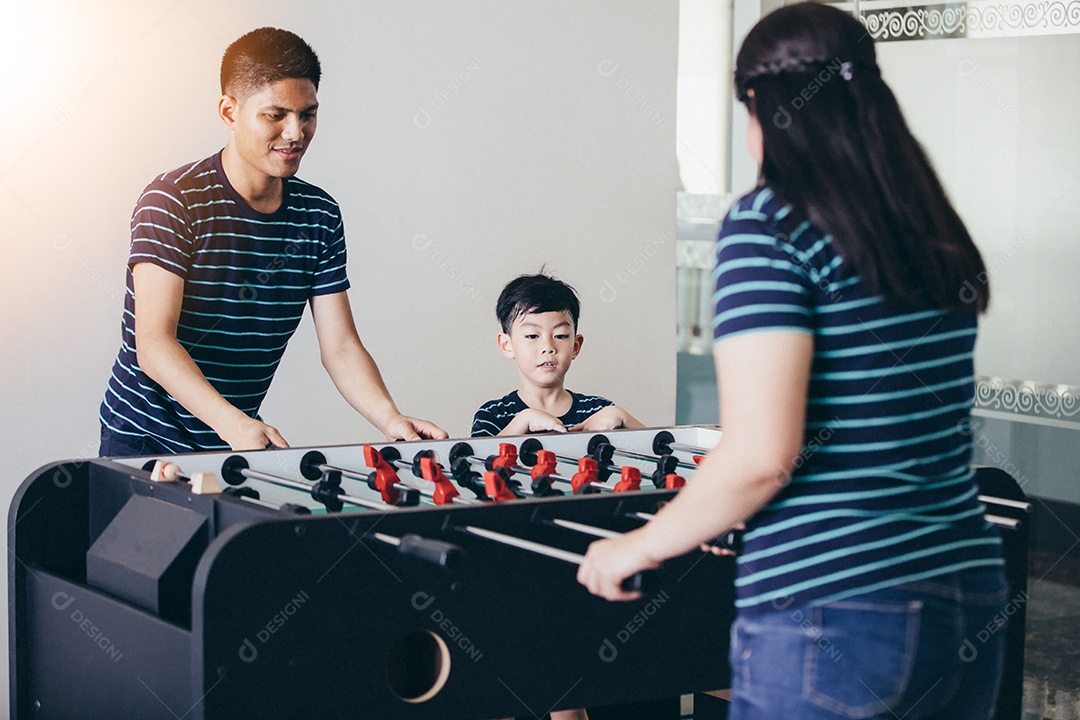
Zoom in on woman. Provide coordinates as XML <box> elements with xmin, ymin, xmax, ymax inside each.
<box><xmin>577</xmin><ymin>4</ymin><xmax>1007</xmax><ymax>718</ymax></box>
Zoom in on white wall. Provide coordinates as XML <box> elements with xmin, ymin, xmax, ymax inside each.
<box><xmin>877</xmin><ymin>34</ymin><xmax>1080</xmax><ymax>387</ymax></box>
<box><xmin>0</xmin><ymin>0</ymin><xmax>678</xmax><ymax>707</ymax></box>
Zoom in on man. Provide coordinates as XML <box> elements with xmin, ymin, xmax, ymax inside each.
<box><xmin>99</xmin><ymin>27</ymin><xmax>446</xmax><ymax>456</ymax></box>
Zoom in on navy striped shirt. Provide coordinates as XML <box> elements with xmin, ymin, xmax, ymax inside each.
<box><xmin>471</xmin><ymin>391</ymin><xmax>613</xmax><ymax>436</ymax></box>
<box><xmin>715</xmin><ymin>187</ymin><xmax>1002</xmax><ymax>614</ymax></box>
<box><xmin>99</xmin><ymin>152</ymin><xmax>350</xmax><ymax>452</ymax></box>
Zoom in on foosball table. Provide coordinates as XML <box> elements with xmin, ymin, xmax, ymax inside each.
<box><xmin>8</xmin><ymin>426</ymin><xmax>1030</xmax><ymax>720</ymax></box>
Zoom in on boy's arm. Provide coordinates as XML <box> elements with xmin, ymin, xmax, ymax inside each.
<box><xmin>497</xmin><ymin>408</ymin><xmax>567</xmax><ymax>436</ymax></box>
<box><xmin>569</xmin><ymin>404</ymin><xmax>645</xmax><ymax>432</ymax></box>
<box><xmin>310</xmin><ymin>291</ymin><xmax>447</xmax><ymax>441</ymax></box>
<box><xmin>133</xmin><ymin>263</ymin><xmax>288</xmax><ymax>450</ymax></box>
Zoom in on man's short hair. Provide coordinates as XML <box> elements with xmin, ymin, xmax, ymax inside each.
<box><xmin>496</xmin><ymin>272</ymin><xmax>581</xmax><ymax>334</ymax></box>
<box><xmin>220</xmin><ymin>27</ymin><xmax>321</xmax><ymax>99</ymax></box>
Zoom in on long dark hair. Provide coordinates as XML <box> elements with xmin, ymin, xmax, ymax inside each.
<box><xmin>735</xmin><ymin>3</ymin><xmax>988</xmax><ymax>312</ymax></box>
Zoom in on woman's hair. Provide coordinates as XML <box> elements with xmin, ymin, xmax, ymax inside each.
<box><xmin>734</xmin><ymin>3</ymin><xmax>988</xmax><ymax>313</ymax></box>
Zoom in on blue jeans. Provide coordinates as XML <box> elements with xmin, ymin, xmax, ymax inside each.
<box><xmin>98</xmin><ymin>423</ymin><xmax>173</xmax><ymax>458</ymax></box>
<box><xmin>729</xmin><ymin>567</ymin><xmax>1009</xmax><ymax>720</ymax></box>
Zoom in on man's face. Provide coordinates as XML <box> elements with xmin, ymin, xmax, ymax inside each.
<box><xmin>222</xmin><ymin>77</ymin><xmax>318</xmax><ymax>183</ymax></box>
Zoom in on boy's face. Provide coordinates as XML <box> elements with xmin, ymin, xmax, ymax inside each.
<box><xmin>220</xmin><ymin>77</ymin><xmax>319</xmax><ymax>184</ymax></box>
<box><xmin>498</xmin><ymin>310</ymin><xmax>583</xmax><ymax>391</ymax></box>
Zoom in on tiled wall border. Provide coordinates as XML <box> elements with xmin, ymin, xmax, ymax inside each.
<box><xmin>831</xmin><ymin>0</ymin><xmax>1080</xmax><ymax>41</ymax></box>
<box><xmin>974</xmin><ymin>375</ymin><xmax>1080</xmax><ymax>427</ymax></box>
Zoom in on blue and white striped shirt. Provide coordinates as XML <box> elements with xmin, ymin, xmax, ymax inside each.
<box><xmin>471</xmin><ymin>391</ymin><xmax>613</xmax><ymax>437</ymax></box>
<box><xmin>715</xmin><ymin>187</ymin><xmax>1002</xmax><ymax>614</ymax></box>
<box><xmin>99</xmin><ymin>152</ymin><xmax>350</xmax><ymax>452</ymax></box>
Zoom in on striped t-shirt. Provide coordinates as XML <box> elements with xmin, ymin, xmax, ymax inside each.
<box><xmin>471</xmin><ymin>391</ymin><xmax>613</xmax><ymax>436</ymax></box>
<box><xmin>99</xmin><ymin>152</ymin><xmax>350</xmax><ymax>452</ymax></box>
<box><xmin>715</xmin><ymin>187</ymin><xmax>1003</xmax><ymax>614</ymax></box>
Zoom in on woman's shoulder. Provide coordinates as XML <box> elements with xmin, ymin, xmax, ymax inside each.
<box><xmin>725</xmin><ymin>186</ymin><xmax>792</xmax><ymax>225</ymax></box>
<box><xmin>723</xmin><ymin>187</ymin><xmax>831</xmax><ymax>255</ymax></box>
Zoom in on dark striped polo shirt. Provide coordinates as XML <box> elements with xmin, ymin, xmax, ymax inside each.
<box><xmin>471</xmin><ymin>391</ymin><xmax>613</xmax><ymax>436</ymax></box>
<box><xmin>714</xmin><ymin>187</ymin><xmax>1002</xmax><ymax>614</ymax></box>
<box><xmin>99</xmin><ymin>152</ymin><xmax>350</xmax><ymax>452</ymax></box>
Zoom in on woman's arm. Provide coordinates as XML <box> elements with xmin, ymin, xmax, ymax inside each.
<box><xmin>577</xmin><ymin>329</ymin><xmax>813</xmax><ymax>601</ymax></box>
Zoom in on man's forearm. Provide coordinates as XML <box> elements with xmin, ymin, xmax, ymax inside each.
<box><xmin>321</xmin><ymin>338</ymin><xmax>402</xmax><ymax>434</ymax></box>
<box><xmin>137</xmin><ymin>333</ymin><xmax>250</xmax><ymax>439</ymax></box>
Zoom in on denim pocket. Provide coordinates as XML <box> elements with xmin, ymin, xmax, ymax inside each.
<box><xmin>803</xmin><ymin>599</ymin><xmax>923</xmax><ymax>719</ymax></box>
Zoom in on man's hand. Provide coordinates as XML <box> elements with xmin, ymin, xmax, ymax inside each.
<box><xmin>499</xmin><ymin>408</ymin><xmax>567</xmax><ymax>436</ymax></box>
<box><xmin>220</xmin><ymin>415</ymin><xmax>289</xmax><ymax>451</ymax></box>
<box><xmin>569</xmin><ymin>405</ymin><xmax>644</xmax><ymax>432</ymax></box>
<box><xmin>383</xmin><ymin>414</ymin><xmax>449</xmax><ymax>441</ymax></box>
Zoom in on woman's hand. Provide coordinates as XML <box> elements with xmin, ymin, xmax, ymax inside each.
<box><xmin>577</xmin><ymin>530</ymin><xmax>660</xmax><ymax>602</ymax></box>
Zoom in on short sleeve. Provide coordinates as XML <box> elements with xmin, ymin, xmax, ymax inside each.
<box><xmin>713</xmin><ymin>202</ymin><xmax>814</xmax><ymax>343</ymax></box>
<box><xmin>311</xmin><ymin>215</ymin><xmax>350</xmax><ymax>296</ymax></box>
<box><xmin>471</xmin><ymin>407</ymin><xmax>498</xmax><ymax>437</ymax></box>
<box><xmin>129</xmin><ymin>181</ymin><xmax>193</xmax><ymax>278</ymax></box>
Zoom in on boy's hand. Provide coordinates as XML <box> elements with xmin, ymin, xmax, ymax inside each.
<box><xmin>383</xmin><ymin>414</ymin><xmax>449</xmax><ymax>441</ymax></box>
<box><xmin>569</xmin><ymin>405</ymin><xmax>644</xmax><ymax>432</ymax></box>
<box><xmin>499</xmin><ymin>408</ymin><xmax>567</xmax><ymax>436</ymax></box>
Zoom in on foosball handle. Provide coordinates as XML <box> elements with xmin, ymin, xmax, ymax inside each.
<box><xmin>398</xmin><ymin>534</ymin><xmax>464</xmax><ymax>570</ymax></box>
<box><xmin>622</xmin><ymin>569</ymin><xmax>659</xmax><ymax>594</ymax></box>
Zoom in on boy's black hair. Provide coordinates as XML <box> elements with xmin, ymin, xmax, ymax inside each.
<box><xmin>496</xmin><ymin>272</ymin><xmax>581</xmax><ymax>334</ymax></box>
<box><xmin>221</xmin><ymin>27</ymin><xmax>321</xmax><ymax>99</ymax></box>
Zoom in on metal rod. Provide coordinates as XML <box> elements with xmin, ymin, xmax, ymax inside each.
<box><xmin>608</xmin><ymin>446</ymin><xmax>697</xmax><ymax>472</ymax></box>
<box><xmin>462</xmin><ymin>452</ymin><xmax>575</xmax><ymax>491</ymax></box>
<box><xmin>239</xmin><ymin>467</ymin><xmax>388</xmax><ymax>511</ymax></box>
<box><xmin>385</xmin><ymin>459</ymin><xmax>481</xmax><ymax>505</ymax></box>
<box><xmin>667</xmin><ymin>441</ymin><xmax>709</xmax><ymax>456</ymax></box>
<box><xmin>985</xmin><ymin>514</ymin><xmax>1020</xmax><ymax>529</ymax></box>
<box><xmin>548</xmin><ymin>518</ymin><xmax>621</xmax><ymax>539</ymax></box>
<box><xmin>373</xmin><ymin>532</ymin><xmax>401</xmax><ymax>546</ymax></box>
<box><xmin>977</xmin><ymin>495</ymin><xmax>1031</xmax><ymax>511</ymax></box>
<box><xmin>460</xmin><ymin>525</ymin><xmax>585</xmax><ymax>565</ymax></box>
<box><xmin>396</xmin><ymin>479</ymin><xmax>483</xmax><ymax>506</ymax></box>
<box><xmin>315</xmin><ymin>461</ymin><xmax>373</xmax><ymax>485</ymax></box>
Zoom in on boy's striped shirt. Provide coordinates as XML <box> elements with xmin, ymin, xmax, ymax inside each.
<box><xmin>471</xmin><ymin>391</ymin><xmax>613</xmax><ymax>437</ymax></box>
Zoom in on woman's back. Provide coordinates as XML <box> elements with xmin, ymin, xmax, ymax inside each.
<box><xmin>714</xmin><ymin>187</ymin><xmax>1002</xmax><ymax>613</ymax></box>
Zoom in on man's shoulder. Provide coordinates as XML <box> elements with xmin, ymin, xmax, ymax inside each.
<box><xmin>287</xmin><ymin>176</ymin><xmax>342</xmax><ymax>214</ymax></box>
<box><xmin>148</xmin><ymin>155</ymin><xmax>218</xmax><ymax>190</ymax></box>
<box><xmin>137</xmin><ymin>155</ymin><xmax>219</xmax><ymax>208</ymax></box>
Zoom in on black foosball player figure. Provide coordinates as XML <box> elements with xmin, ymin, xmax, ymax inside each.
<box><xmin>97</xmin><ymin>27</ymin><xmax>446</xmax><ymax>457</ymax></box>
<box><xmin>471</xmin><ymin>272</ymin><xmax>644</xmax><ymax>438</ymax></box>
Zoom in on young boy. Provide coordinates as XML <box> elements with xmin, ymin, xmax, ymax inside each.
<box><xmin>472</xmin><ymin>273</ymin><xmax>643</xmax><ymax>437</ymax></box>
